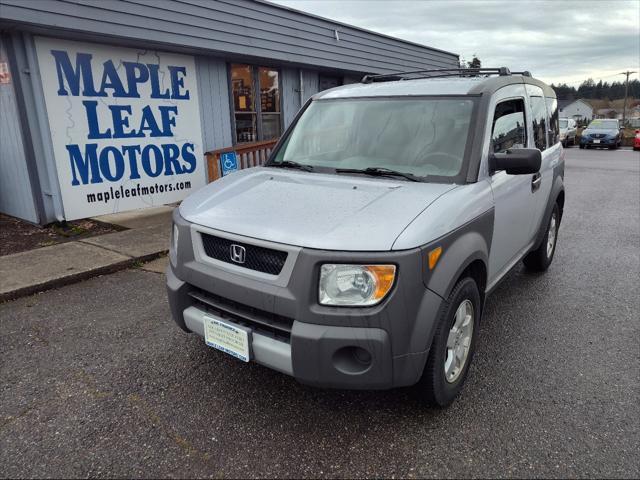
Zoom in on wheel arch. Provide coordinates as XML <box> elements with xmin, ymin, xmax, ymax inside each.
<box><xmin>533</xmin><ymin>178</ymin><xmax>565</xmax><ymax>250</ymax></box>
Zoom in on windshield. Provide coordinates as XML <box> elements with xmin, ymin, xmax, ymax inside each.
<box><xmin>587</xmin><ymin>119</ymin><xmax>618</xmax><ymax>129</ymax></box>
<box><xmin>270</xmin><ymin>97</ymin><xmax>475</xmax><ymax>180</ymax></box>
<box><xmin>559</xmin><ymin>119</ymin><xmax>568</xmax><ymax>128</ymax></box>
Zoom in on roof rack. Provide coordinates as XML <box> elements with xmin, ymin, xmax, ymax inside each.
<box><xmin>361</xmin><ymin>67</ymin><xmax>531</xmax><ymax>84</ymax></box>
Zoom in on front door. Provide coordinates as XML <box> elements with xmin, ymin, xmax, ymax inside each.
<box><xmin>488</xmin><ymin>86</ymin><xmax>537</xmax><ymax>281</ymax></box>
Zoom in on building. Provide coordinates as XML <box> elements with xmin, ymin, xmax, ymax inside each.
<box><xmin>559</xmin><ymin>98</ymin><xmax>594</xmax><ymax>122</ymax></box>
<box><xmin>595</xmin><ymin>108</ymin><xmax>620</xmax><ymax>119</ymax></box>
<box><xmin>0</xmin><ymin>0</ymin><xmax>459</xmax><ymax>224</ymax></box>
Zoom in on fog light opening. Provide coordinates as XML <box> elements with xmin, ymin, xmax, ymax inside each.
<box><xmin>332</xmin><ymin>346</ymin><xmax>373</xmax><ymax>375</ymax></box>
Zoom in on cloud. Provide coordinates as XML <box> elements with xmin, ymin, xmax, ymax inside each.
<box><xmin>269</xmin><ymin>0</ymin><xmax>640</xmax><ymax>86</ymax></box>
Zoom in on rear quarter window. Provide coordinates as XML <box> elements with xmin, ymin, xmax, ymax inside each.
<box><xmin>545</xmin><ymin>97</ymin><xmax>559</xmax><ymax>146</ymax></box>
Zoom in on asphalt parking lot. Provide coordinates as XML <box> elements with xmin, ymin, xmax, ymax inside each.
<box><xmin>1</xmin><ymin>147</ymin><xmax>639</xmax><ymax>479</ymax></box>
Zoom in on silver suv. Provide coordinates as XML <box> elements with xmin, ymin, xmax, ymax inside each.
<box><xmin>167</xmin><ymin>67</ymin><xmax>565</xmax><ymax>407</ymax></box>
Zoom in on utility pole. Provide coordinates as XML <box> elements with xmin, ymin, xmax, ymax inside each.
<box><xmin>619</xmin><ymin>70</ymin><xmax>636</xmax><ymax>127</ymax></box>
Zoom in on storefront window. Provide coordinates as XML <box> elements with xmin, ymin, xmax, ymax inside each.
<box><xmin>231</xmin><ymin>64</ymin><xmax>281</xmax><ymax>143</ymax></box>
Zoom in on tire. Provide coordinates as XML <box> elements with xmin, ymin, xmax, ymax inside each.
<box><xmin>579</xmin><ymin>144</ymin><xmax>585</xmax><ymax>149</ymax></box>
<box><xmin>416</xmin><ymin>277</ymin><xmax>481</xmax><ymax>408</ymax></box>
<box><xmin>523</xmin><ymin>203</ymin><xmax>560</xmax><ymax>272</ymax></box>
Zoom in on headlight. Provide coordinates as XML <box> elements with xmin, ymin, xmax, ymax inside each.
<box><xmin>319</xmin><ymin>264</ymin><xmax>396</xmax><ymax>306</ymax></box>
<box><xmin>171</xmin><ymin>223</ymin><xmax>179</xmax><ymax>253</ymax></box>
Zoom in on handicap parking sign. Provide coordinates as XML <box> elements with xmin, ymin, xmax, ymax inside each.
<box><xmin>220</xmin><ymin>151</ymin><xmax>238</xmax><ymax>176</ymax></box>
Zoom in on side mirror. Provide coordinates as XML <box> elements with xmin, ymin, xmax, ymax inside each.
<box><xmin>489</xmin><ymin>148</ymin><xmax>541</xmax><ymax>175</ymax></box>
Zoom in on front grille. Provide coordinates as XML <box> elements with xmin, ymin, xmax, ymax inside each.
<box><xmin>189</xmin><ymin>287</ymin><xmax>294</xmax><ymax>341</ymax></box>
<box><xmin>591</xmin><ymin>133</ymin><xmax>606</xmax><ymax>139</ymax></box>
<box><xmin>200</xmin><ymin>233</ymin><xmax>288</xmax><ymax>275</ymax></box>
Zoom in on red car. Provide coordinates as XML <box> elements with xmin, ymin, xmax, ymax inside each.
<box><xmin>634</xmin><ymin>130</ymin><xmax>640</xmax><ymax>151</ymax></box>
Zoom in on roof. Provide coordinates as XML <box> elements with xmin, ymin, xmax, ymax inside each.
<box><xmin>561</xmin><ymin>98</ymin><xmax>594</xmax><ymax>110</ymax></box>
<box><xmin>315</xmin><ymin>74</ymin><xmax>555</xmax><ymax>99</ymax></box>
<box><xmin>258</xmin><ymin>0</ymin><xmax>458</xmax><ymax>58</ymax></box>
<box><xmin>558</xmin><ymin>99</ymin><xmax>573</xmax><ymax>110</ymax></box>
<box><xmin>0</xmin><ymin>0</ymin><xmax>459</xmax><ymax>75</ymax></box>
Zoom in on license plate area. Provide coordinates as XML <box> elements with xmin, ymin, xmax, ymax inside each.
<box><xmin>204</xmin><ymin>315</ymin><xmax>251</xmax><ymax>362</ymax></box>
<box><xmin>593</xmin><ymin>139</ymin><xmax>600</xmax><ymax>144</ymax></box>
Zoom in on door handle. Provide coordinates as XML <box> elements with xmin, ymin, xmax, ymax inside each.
<box><xmin>531</xmin><ymin>172</ymin><xmax>542</xmax><ymax>192</ymax></box>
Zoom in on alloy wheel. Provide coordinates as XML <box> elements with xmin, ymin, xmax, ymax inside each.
<box><xmin>444</xmin><ymin>299</ymin><xmax>474</xmax><ymax>383</ymax></box>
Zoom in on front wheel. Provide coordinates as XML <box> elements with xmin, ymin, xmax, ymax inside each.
<box><xmin>416</xmin><ymin>277</ymin><xmax>481</xmax><ymax>407</ymax></box>
<box><xmin>523</xmin><ymin>203</ymin><xmax>560</xmax><ymax>272</ymax></box>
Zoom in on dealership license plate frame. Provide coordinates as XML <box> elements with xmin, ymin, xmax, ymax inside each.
<box><xmin>203</xmin><ymin>315</ymin><xmax>252</xmax><ymax>362</ymax></box>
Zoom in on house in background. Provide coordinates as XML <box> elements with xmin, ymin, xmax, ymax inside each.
<box><xmin>595</xmin><ymin>108</ymin><xmax>621</xmax><ymax>119</ymax></box>
<box><xmin>559</xmin><ymin>99</ymin><xmax>594</xmax><ymax>121</ymax></box>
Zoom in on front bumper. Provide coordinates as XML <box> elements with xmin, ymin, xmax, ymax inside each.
<box><xmin>167</xmin><ymin>210</ymin><xmax>444</xmax><ymax>390</ymax></box>
<box><xmin>580</xmin><ymin>136</ymin><xmax>617</xmax><ymax>146</ymax></box>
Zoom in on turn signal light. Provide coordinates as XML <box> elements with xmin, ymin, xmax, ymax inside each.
<box><xmin>428</xmin><ymin>246</ymin><xmax>443</xmax><ymax>270</ymax></box>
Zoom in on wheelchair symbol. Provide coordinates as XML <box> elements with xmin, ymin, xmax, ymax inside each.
<box><xmin>220</xmin><ymin>152</ymin><xmax>238</xmax><ymax>176</ymax></box>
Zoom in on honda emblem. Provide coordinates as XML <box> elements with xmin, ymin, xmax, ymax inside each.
<box><xmin>230</xmin><ymin>244</ymin><xmax>246</xmax><ymax>264</ymax></box>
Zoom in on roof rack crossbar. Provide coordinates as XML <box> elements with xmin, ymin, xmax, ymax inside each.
<box><xmin>361</xmin><ymin>67</ymin><xmax>515</xmax><ymax>83</ymax></box>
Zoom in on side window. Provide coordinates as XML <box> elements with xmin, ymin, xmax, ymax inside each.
<box><xmin>526</xmin><ymin>85</ymin><xmax>547</xmax><ymax>151</ymax></box>
<box><xmin>491</xmin><ymin>98</ymin><xmax>527</xmax><ymax>153</ymax></box>
<box><xmin>545</xmin><ymin>97</ymin><xmax>559</xmax><ymax>146</ymax></box>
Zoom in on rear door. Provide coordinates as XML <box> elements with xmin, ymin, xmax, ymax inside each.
<box><xmin>487</xmin><ymin>85</ymin><xmax>537</xmax><ymax>281</ymax></box>
<box><xmin>525</xmin><ymin>85</ymin><xmax>556</xmax><ymax>240</ymax></box>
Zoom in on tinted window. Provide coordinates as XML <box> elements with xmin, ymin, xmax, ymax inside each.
<box><xmin>491</xmin><ymin>99</ymin><xmax>526</xmax><ymax>153</ymax></box>
<box><xmin>545</xmin><ymin>97</ymin><xmax>559</xmax><ymax>145</ymax></box>
<box><xmin>231</xmin><ymin>64</ymin><xmax>281</xmax><ymax>143</ymax></box>
<box><xmin>272</xmin><ymin>98</ymin><xmax>475</xmax><ymax>180</ymax></box>
<box><xmin>527</xmin><ymin>85</ymin><xmax>547</xmax><ymax>151</ymax></box>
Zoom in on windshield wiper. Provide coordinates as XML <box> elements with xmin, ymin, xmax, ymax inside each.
<box><xmin>335</xmin><ymin>167</ymin><xmax>422</xmax><ymax>182</ymax></box>
<box><xmin>267</xmin><ymin>160</ymin><xmax>314</xmax><ymax>172</ymax></box>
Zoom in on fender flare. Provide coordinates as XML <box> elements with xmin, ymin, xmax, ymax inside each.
<box><xmin>423</xmin><ymin>227</ymin><xmax>491</xmax><ymax>300</ymax></box>
<box><xmin>533</xmin><ymin>176</ymin><xmax>565</xmax><ymax>250</ymax></box>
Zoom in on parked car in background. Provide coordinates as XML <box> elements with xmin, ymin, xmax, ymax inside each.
<box><xmin>634</xmin><ymin>130</ymin><xmax>640</xmax><ymax>151</ymax></box>
<box><xmin>559</xmin><ymin>118</ymin><xmax>577</xmax><ymax>147</ymax></box>
<box><xmin>168</xmin><ymin>68</ymin><xmax>565</xmax><ymax>407</ymax></box>
<box><xmin>579</xmin><ymin>119</ymin><xmax>623</xmax><ymax>149</ymax></box>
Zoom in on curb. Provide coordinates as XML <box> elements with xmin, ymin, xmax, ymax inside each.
<box><xmin>0</xmin><ymin>250</ymin><xmax>167</xmax><ymax>303</ymax></box>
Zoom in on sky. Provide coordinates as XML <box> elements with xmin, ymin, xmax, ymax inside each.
<box><xmin>269</xmin><ymin>0</ymin><xmax>640</xmax><ymax>87</ymax></box>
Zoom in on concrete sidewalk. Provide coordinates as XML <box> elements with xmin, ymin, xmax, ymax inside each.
<box><xmin>0</xmin><ymin>206</ymin><xmax>173</xmax><ymax>302</ymax></box>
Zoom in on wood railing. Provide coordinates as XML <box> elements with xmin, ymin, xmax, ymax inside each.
<box><xmin>205</xmin><ymin>139</ymin><xmax>278</xmax><ymax>182</ymax></box>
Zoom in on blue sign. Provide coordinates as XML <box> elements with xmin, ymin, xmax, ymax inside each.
<box><xmin>220</xmin><ymin>151</ymin><xmax>238</xmax><ymax>176</ymax></box>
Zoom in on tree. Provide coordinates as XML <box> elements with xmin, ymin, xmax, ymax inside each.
<box><xmin>467</xmin><ymin>55</ymin><xmax>481</xmax><ymax>69</ymax></box>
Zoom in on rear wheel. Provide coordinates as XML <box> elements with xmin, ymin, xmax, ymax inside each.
<box><xmin>416</xmin><ymin>277</ymin><xmax>480</xmax><ymax>407</ymax></box>
<box><xmin>523</xmin><ymin>203</ymin><xmax>560</xmax><ymax>272</ymax></box>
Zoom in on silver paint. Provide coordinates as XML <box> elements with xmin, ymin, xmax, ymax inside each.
<box><xmin>180</xmin><ymin>167</ymin><xmax>456</xmax><ymax>251</ymax></box>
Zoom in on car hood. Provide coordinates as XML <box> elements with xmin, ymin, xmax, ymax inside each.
<box><xmin>583</xmin><ymin>128</ymin><xmax>617</xmax><ymax>136</ymax></box>
<box><xmin>180</xmin><ymin>167</ymin><xmax>457</xmax><ymax>251</ymax></box>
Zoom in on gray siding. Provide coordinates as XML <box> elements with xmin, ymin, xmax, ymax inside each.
<box><xmin>9</xmin><ymin>32</ymin><xmax>65</xmax><ymax>223</ymax></box>
<box><xmin>281</xmin><ymin>67</ymin><xmax>301</xmax><ymax>128</ymax></box>
<box><xmin>301</xmin><ymin>69</ymin><xmax>319</xmax><ymax>102</ymax></box>
<box><xmin>0</xmin><ymin>0</ymin><xmax>459</xmax><ymax>75</ymax></box>
<box><xmin>0</xmin><ymin>37</ymin><xmax>38</xmax><ymax>223</ymax></box>
<box><xmin>196</xmin><ymin>56</ymin><xmax>233</xmax><ymax>152</ymax></box>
